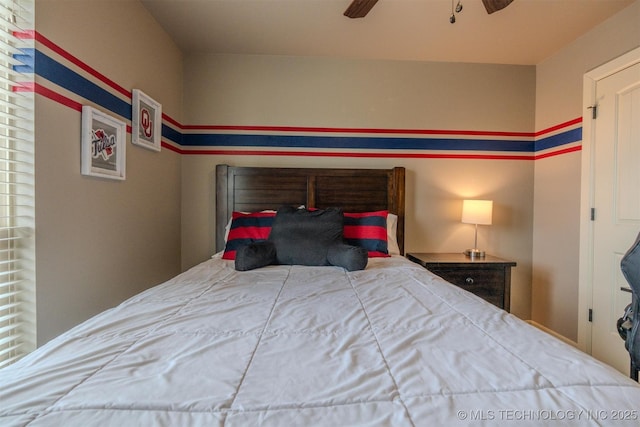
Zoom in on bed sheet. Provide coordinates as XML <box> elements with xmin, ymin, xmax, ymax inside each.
<box><xmin>2</xmin><ymin>256</ymin><xmax>640</xmax><ymax>426</ymax></box>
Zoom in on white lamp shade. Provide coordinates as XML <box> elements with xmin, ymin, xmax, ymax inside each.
<box><xmin>461</xmin><ymin>200</ymin><xmax>493</xmax><ymax>225</ymax></box>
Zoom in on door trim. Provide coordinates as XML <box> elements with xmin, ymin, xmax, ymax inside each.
<box><xmin>578</xmin><ymin>46</ymin><xmax>640</xmax><ymax>353</ymax></box>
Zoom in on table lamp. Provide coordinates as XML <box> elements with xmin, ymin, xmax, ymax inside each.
<box><xmin>461</xmin><ymin>199</ymin><xmax>493</xmax><ymax>258</ymax></box>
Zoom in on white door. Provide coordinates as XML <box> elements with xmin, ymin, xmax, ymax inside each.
<box><xmin>591</xmin><ymin>62</ymin><xmax>640</xmax><ymax>374</ymax></box>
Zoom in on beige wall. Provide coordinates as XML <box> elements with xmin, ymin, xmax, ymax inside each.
<box><xmin>34</xmin><ymin>0</ymin><xmax>183</xmax><ymax>344</ymax></box>
<box><xmin>181</xmin><ymin>55</ymin><xmax>535</xmax><ymax>319</ymax></box>
<box><xmin>33</xmin><ymin>0</ymin><xmax>640</xmax><ymax>346</ymax></box>
<box><xmin>533</xmin><ymin>0</ymin><xmax>640</xmax><ymax>340</ymax></box>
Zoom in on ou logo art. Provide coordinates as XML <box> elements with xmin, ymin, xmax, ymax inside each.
<box><xmin>140</xmin><ymin>107</ymin><xmax>153</xmax><ymax>139</ymax></box>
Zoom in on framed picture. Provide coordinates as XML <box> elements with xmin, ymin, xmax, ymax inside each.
<box><xmin>132</xmin><ymin>89</ymin><xmax>162</xmax><ymax>151</ymax></box>
<box><xmin>81</xmin><ymin>106</ymin><xmax>126</xmax><ymax>180</ymax></box>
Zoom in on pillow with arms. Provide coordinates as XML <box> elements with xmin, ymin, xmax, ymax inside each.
<box><xmin>268</xmin><ymin>206</ymin><xmax>367</xmax><ymax>270</ymax></box>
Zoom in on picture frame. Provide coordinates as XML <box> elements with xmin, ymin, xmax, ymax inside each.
<box><xmin>131</xmin><ymin>89</ymin><xmax>162</xmax><ymax>151</ymax></box>
<box><xmin>81</xmin><ymin>106</ymin><xmax>126</xmax><ymax>180</ymax></box>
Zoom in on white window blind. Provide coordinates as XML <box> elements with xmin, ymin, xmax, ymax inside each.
<box><xmin>0</xmin><ymin>0</ymin><xmax>34</xmax><ymax>369</ymax></box>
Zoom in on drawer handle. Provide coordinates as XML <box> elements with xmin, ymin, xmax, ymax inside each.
<box><xmin>466</xmin><ymin>277</ymin><xmax>474</xmax><ymax>285</ymax></box>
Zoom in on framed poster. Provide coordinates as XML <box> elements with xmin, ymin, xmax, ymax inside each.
<box><xmin>81</xmin><ymin>106</ymin><xmax>126</xmax><ymax>180</ymax></box>
<box><xmin>132</xmin><ymin>89</ymin><xmax>162</xmax><ymax>151</ymax></box>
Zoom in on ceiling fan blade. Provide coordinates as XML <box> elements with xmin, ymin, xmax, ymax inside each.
<box><xmin>344</xmin><ymin>0</ymin><xmax>379</xmax><ymax>19</ymax></box>
<box><xmin>482</xmin><ymin>0</ymin><xmax>514</xmax><ymax>14</ymax></box>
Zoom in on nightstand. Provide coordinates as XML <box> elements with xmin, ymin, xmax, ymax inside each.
<box><xmin>406</xmin><ymin>253</ymin><xmax>516</xmax><ymax>311</ymax></box>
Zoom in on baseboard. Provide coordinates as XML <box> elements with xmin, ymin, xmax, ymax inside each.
<box><xmin>525</xmin><ymin>320</ymin><xmax>578</xmax><ymax>348</ymax></box>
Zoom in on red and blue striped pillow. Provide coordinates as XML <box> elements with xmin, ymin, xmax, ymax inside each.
<box><xmin>222</xmin><ymin>211</ymin><xmax>276</xmax><ymax>260</ymax></box>
<box><xmin>343</xmin><ymin>210</ymin><xmax>390</xmax><ymax>257</ymax></box>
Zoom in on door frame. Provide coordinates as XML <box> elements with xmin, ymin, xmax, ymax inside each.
<box><xmin>578</xmin><ymin>46</ymin><xmax>640</xmax><ymax>353</ymax></box>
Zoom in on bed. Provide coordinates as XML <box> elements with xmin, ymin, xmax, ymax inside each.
<box><xmin>2</xmin><ymin>164</ymin><xmax>640</xmax><ymax>426</ymax></box>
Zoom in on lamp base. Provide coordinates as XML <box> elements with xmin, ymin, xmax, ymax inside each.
<box><xmin>464</xmin><ymin>248</ymin><xmax>486</xmax><ymax>258</ymax></box>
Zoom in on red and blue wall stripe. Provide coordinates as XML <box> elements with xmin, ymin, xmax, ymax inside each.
<box><xmin>18</xmin><ymin>31</ymin><xmax>582</xmax><ymax>160</ymax></box>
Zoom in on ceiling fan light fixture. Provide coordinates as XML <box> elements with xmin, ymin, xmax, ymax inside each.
<box><xmin>450</xmin><ymin>0</ymin><xmax>462</xmax><ymax>24</ymax></box>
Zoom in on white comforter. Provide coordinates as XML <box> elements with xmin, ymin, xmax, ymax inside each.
<box><xmin>2</xmin><ymin>256</ymin><xmax>640</xmax><ymax>426</ymax></box>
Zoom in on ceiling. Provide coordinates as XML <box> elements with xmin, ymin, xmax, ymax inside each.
<box><xmin>141</xmin><ymin>0</ymin><xmax>635</xmax><ymax>65</ymax></box>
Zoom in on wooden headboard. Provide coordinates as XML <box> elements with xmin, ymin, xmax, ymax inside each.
<box><xmin>215</xmin><ymin>165</ymin><xmax>406</xmax><ymax>255</ymax></box>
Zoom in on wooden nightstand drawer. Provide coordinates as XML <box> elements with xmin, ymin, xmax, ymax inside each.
<box><xmin>430</xmin><ymin>267</ymin><xmax>504</xmax><ymax>289</ymax></box>
<box><xmin>406</xmin><ymin>253</ymin><xmax>516</xmax><ymax>311</ymax></box>
<box><xmin>430</xmin><ymin>268</ymin><xmax>505</xmax><ymax>307</ymax></box>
